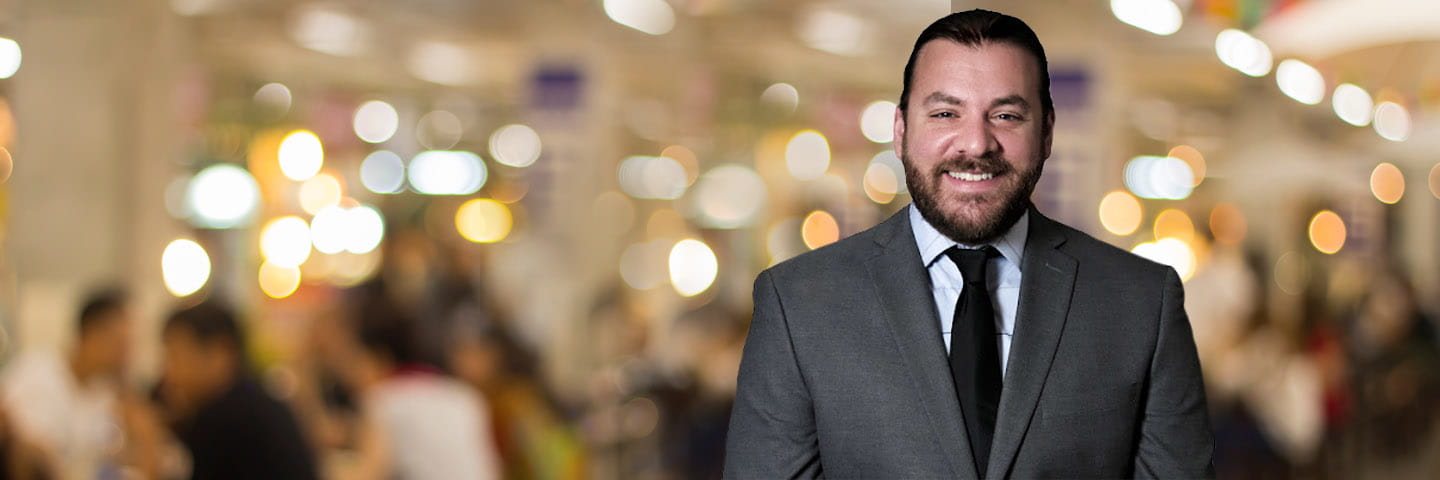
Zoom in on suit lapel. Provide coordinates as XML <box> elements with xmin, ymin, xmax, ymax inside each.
<box><xmin>986</xmin><ymin>209</ymin><xmax>1077</xmax><ymax>479</ymax></box>
<box><xmin>864</xmin><ymin>209</ymin><xmax>977</xmax><ymax>479</ymax></box>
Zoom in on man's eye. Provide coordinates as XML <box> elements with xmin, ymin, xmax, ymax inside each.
<box><xmin>996</xmin><ymin>113</ymin><xmax>1023</xmax><ymax>121</ymax></box>
<box><xmin>931</xmin><ymin>112</ymin><xmax>955</xmax><ymax>118</ymax></box>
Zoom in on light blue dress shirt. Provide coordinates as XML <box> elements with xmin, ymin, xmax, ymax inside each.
<box><xmin>908</xmin><ymin>205</ymin><xmax>1028</xmax><ymax>375</ymax></box>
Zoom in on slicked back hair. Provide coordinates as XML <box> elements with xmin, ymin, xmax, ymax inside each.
<box><xmin>898</xmin><ymin>9</ymin><xmax>1053</xmax><ymax>120</ymax></box>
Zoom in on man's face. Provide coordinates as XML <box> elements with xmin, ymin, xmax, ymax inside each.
<box><xmin>894</xmin><ymin>40</ymin><xmax>1053</xmax><ymax>245</ymax></box>
<box><xmin>80</xmin><ymin>309</ymin><xmax>132</xmax><ymax>376</ymax></box>
<box><xmin>161</xmin><ymin>329</ymin><xmax>230</xmax><ymax>413</ymax></box>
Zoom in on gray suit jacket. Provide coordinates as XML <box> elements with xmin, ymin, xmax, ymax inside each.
<box><xmin>725</xmin><ymin>206</ymin><xmax>1214</xmax><ymax>479</ymax></box>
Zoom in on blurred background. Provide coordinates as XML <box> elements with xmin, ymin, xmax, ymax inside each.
<box><xmin>0</xmin><ymin>0</ymin><xmax>1437</xmax><ymax>478</ymax></box>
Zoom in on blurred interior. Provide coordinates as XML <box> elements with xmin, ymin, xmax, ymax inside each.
<box><xmin>1</xmin><ymin>0</ymin><xmax>1439</xmax><ymax>478</ymax></box>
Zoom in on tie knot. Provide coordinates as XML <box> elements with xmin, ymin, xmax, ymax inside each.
<box><xmin>944</xmin><ymin>246</ymin><xmax>997</xmax><ymax>284</ymax></box>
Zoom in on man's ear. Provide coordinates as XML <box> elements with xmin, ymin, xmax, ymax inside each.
<box><xmin>1041</xmin><ymin>109</ymin><xmax>1055</xmax><ymax>159</ymax></box>
<box><xmin>893</xmin><ymin>106</ymin><xmax>907</xmax><ymax>159</ymax></box>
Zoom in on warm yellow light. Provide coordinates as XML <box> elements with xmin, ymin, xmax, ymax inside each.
<box><xmin>278</xmin><ymin>130</ymin><xmax>324</xmax><ymax>181</ymax></box>
<box><xmin>455</xmin><ymin>198</ymin><xmax>513</xmax><ymax>243</ymax></box>
<box><xmin>258</xmin><ymin>261</ymin><xmax>302</xmax><ymax>299</ymax></box>
<box><xmin>801</xmin><ymin>210</ymin><xmax>839</xmax><ymax>250</ymax></box>
<box><xmin>1308</xmin><ymin>210</ymin><xmax>1346</xmax><ymax>254</ymax></box>
<box><xmin>863</xmin><ymin>163</ymin><xmax>898</xmax><ymax>204</ymax></box>
<box><xmin>1166</xmin><ymin>145</ymin><xmax>1205</xmax><ymax>187</ymax></box>
<box><xmin>1153</xmin><ymin>208</ymin><xmax>1194</xmax><ymax>243</ymax></box>
<box><xmin>161</xmin><ymin>239</ymin><xmax>210</xmax><ymax>297</ymax></box>
<box><xmin>660</xmin><ymin>145</ymin><xmax>699</xmax><ymax>186</ymax></box>
<box><xmin>1370</xmin><ymin>162</ymin><xmax>1405</xmax><ymax>204</ymax></box>
<box><xmin>260</xmin><ymin>216</ymin><xmax>313</xmax><ymax>267</ymax></box>
<box><xmin>1098</xmin><ymin>191</ymin><xmax>1142</xmax><ymax>236</ymax></box>
<box><xmin>1209</xmin><ymin>203</ymin><xmax>1247</xmax><ymax>246</ymax></box>
<box><xmin>299</xmin><ymin>172</ymin><xmax>343</xmax><ymax>214</ymax></box>
<box><xmin>668</xmin><ymin>239</ymin><xmax>718</xmax><ymax>297</ymax></box>
<box><xmin>1430</xmin><ymin>163</ymin><xmax>1440</xmax><ymax>200</ymax></box>
<box><xmin>1132</xmin><ymin>238</ymin><xmax>1197</xmax><ymax>282</ymax></box>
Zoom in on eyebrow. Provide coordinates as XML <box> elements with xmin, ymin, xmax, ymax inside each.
<box><xmin>922</xmin><ymin>92</ymin><xmax>1032</xmax><ymax>112</ymax></box>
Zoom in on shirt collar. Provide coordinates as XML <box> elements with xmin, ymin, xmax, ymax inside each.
<box><xmin>908</xmin><ymin>204</ymin><xmax>1029</xmax><ymax>268</ymax></box>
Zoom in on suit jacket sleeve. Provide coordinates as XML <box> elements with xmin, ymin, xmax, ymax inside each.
<box><xmin>724</xmin><ymin>270</ymin><xmax>823</xmax><ymax>479</ymax></box>
<box><xmin>1133</xmin><ymin>268</ymin><xmax>1216</xmax><ymax>479</ymax></box>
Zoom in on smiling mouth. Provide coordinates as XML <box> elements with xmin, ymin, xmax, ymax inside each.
<box><xmin>944</xmin><ymin>170</ymin><xmax>996</xmax><ymax>182</ymax></box>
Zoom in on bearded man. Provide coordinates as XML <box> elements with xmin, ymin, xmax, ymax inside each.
<box><xmin>724</xmin><ymin>9</ymin><xmax>1214</xmax><ymax>479</ymax></box>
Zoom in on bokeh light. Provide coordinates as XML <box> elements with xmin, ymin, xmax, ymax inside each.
<box><xmin>353</xmin><ymin>100</ymin><xmax>399</xmax><ymax>143</ymax></box>
<box><xmin>1430</xmin><ymin>164</ymin><xmax>1440</xmax><ymax>200</ymax></box>
<box><xmin>1098</xmin><ymin>190</ymin><xmax>1142</xmax><ymax>236</ymax></box>
<box><xmin>409</xmin><ymin>150</ymin><xmax>486</xmax><ymax>195</ymax></box>
<box><xmin>1273</xmin><ymin>251</ymin><xmax>1308</xmax><ymax>295</ymax></box>
<box><xmin>863</xmin><ymin>162</ymin><xmax>899</xmax><ymax>204</ymax></box>
<box><xmin>259</xmin><ymin>261</ymin><xmax>302</xmax><ymax>299</ymax></box>
<box><xmin>489</xmin><ymin>124</ymin><xmax>542</xmax><ymax>168</ymax></box>
<box><xmin>1166</xmin><ymin>145</ymin><xmax>1205</xmax><ymax>186</ymax></box>
<box><xmin>801</xmin><ymin>211</ymin><xmax>839</xmax><ymax>250</ymax></box>
<box><xmin>299</xmin><ymin>172</ymin><xmax>343</xmax><ymax>215</ymax></box>
<box><xmin>860</xmin><ymin>100</ymin><xmax>896</xmax><ymax>143</ymax></box>
<box><xmin>0</xmin><ymin>147</ymin><xmax>11</xmax><ymax>183</ymax></box>
<box><xmin>693</xmin><ymin>164</ymin><xmax>767</xmax><ymax>229</ymax></box>
<box><xmin>1124</xmin><ymin>155</ymin><xmax>1194</xmax><ymax>200</ymax></box>
<box><xmin>646</xmin><ymin>209</ymin><xmax>688</xmax><ymax>240</ymax></box>
<box><xmin>1308</xmin><ymin>210</ymin><xmax>1346</xmax><ymax>254</ymax></box>
<box><xmin>253</xmin><ymin>83</ymin><xmax>292</xmax><ymax>115</ymax></box>
<box><xmin>603</xmin><ymin>0</ymin><xmax>676</xmax><ymax>35</ymax></box>
<box><xmin>0</xmin><ymin>38</ymin><xmax>21</xmax><ymax>79</ymax></box>
<box><xmin>620</xmin><ymin>239</ymin><xmax>670</xmax><ymax>290</ymax></box>
<box><xmin>278</xmin><ymin>130</ymin><xmax>324</xmax><ymax>181</ymax></box>
<box><xmin>760</xmin><ymin>83</ymin><xmax>799</xmax><ymax>113</ymax></box>
<box><xmin>660</xmin><ymin>145</ymin><xmax>700</xmax><ymax>186</ymax></box>
<box><xmin>408</xmin><ymin>41</ymin><xmax>479</xmax><ymax>86</ymax></box>
<box><xmin>186</xmin><ymin>164</ymin><xmax>261</xmax><ymax>228</ymax></box>
<box><xmin>1153</xmin><ymin>208</ymin><xmax>1195</xmax><ymax>243</ymax></box>
<box><xmin>669</xmin><ymin>239</ymin><xmax>718</xmax><ymax>297</ymax></box>
<box><xmin>344</xmin><ymin>205</ymin><xmax>386</xmax><ymax>254</ymax></box>
<box><xmin>310</xmin><ymin>206</ymin><xmax>351</xmax><ymax>254</ymax></box>
<box><xmin>161</xmin><ymin>239</ymin><xmax>210</xmax><ymax>297</ymax></box>
<box><xmin>1332</xmin><ymin>84</ymin><xmax>1373</xmax><ymax>126</ymax></box>
<box><xmin>870</xmin><ymin>151</ymin><xmax>908</xmax><ymax>194</ymax></box>
<box><xmin>260</xmin><ymin>216</ymin><xmax>313</xmax><ymax>268</ymax></box>
<box><xmin>1209</xmin><ymin>203</ymin><xmax>1247</xmax><ymax>246</ymax></box>
<box><xmin>289</xmin><ymin>5</ymin><xmax>368</xmax><ymax>57</ymax></box>
<box><xmin>1275</xmin><ymin>59</ymin><xmax>1325</xmax><ymax>105</ymax></box>
<box><xmin>1369</xmin><ymin>162</ymin><xmax>1405</xmax><ymax>204</ymax></box>
<box><xmin>1215</xmin><ymin>29</ymin><xmax>1272</xmax><ymax>77</ymax></box>
<box><xmin>360</xmin><ymin>150</ymin><xmax>406</xmax><ymax>194</ymax></box>
<box><xmin>1373</xmin><ymin>102</ymin><xmax>1411</xmax><ymax>142</ymax></box>
<box><xmin>416</xmin><ymin>111</ymin><xmax>463</xmax><ymax>150</ymax></box>
<box><xmin>785</xmin><ymin>130</ymin><xmax>830</xmax><ymax>180</ymax></box>
<box><xmin>618</xmin><ymin>156</ymin><xmax>687</xmax><ymax>200</ymax></box>
<box><xmin>1131</xmin><ymin>238</ymin><xmax>1196</xmax><ymax>281</ymax></box>
<box><xmin>1110</xmin><ymin>0</ymin><xmax>1182</xmax><ymax>36</ymax></box>
<box><xmin>797</xmin><ymin>5</ymin><xmax>871</xmax><ymax>56</ymax></box>
<box><xmin>455</xmin><ymin>198</ymin><xmax>513</xmax><ymax>243</ymax></box>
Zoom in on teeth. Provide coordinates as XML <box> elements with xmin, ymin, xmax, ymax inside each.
<box><xmin>946</xmin><ymin>171</ymin><xmax>994</xmax><ymax>181</ymax></box>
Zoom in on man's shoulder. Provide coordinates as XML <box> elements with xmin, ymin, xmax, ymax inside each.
<box><xmin>759</xmin><ymin>212</ymin><xmax>899</xmax><ymax>284</ymax></box>
<box><xmin>1042</xmin><ymin>215</ymin><xmax>1175</xmax><ymax>280</ymax></box>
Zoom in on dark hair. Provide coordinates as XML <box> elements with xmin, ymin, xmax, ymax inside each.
<box><xmin>77</xmin><ymin>288</ymin><xmax>127</xmax><ymax>337</ymax></box>
<box><xmin>164</xmin><ymin>301</ymin><xmax>247</xmax><ymax>360</ymax></box>
<box><xmin>898</xmin><ymin>9</ymin><xmax>1053</xmax><ymax>118</ymax></box>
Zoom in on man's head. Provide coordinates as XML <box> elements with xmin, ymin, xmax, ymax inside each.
<box><xmin>894</xmin><ymin>10</ymin><xmax>1054</xmax><ymax>245</ymax></box>
<box><xmin>161</xmin><ymin>301</ymin><xmax>246</xmax><ymax>413</ymax></box>
<box><xmin>74</xmin><ymin>289</ymin><xmax>131</xmax><ymax>378</ymax></box>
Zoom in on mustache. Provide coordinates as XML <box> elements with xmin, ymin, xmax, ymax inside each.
<box><xmin>929</xmin><ymin>153</ymin><xmax>1012</xmax><ymax>176</ymax></box>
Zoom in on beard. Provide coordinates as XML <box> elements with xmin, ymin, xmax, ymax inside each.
<box><xmin>903</xmin><ymin>149</ymin><xmax>1043</xmax><ymax>246</ymax></box>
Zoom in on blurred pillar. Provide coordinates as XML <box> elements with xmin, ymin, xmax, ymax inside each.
<box><xmin>5</xmin><ymin>0</ymin><xmax>184</xmax><ymax>378</ymax></box>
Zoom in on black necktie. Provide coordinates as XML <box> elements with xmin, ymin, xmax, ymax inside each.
<box><xmin>944</xmin><ymin>246</ymin><xmax>1002</xmax><ymax>478</ymax></box>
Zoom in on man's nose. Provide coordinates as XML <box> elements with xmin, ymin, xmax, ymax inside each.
<box><xmin>953</xmin><ymin>114</ymin><xmax>999</xmax><ymax>158</ymax></box>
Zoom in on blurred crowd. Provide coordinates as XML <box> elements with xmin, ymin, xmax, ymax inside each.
<box><xmin>0</xmin><ymin>227</ymin><xmax>745</xmax><ymax>480</ymax></box>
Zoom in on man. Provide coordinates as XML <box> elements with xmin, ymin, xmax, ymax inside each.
<box><xmin>725</xmin><ymin>9</ymin><xmax>1213</xmax><ymax>479</ymax></box>
<box><xmin>0</xmin><ymin>289</ymin><xmax>161</xmax><ymax>479</ymax></box>
<box><xmin>160</xmin><ymin>301</ymin><xmax>317</xmax><ymax>480</ymax></box>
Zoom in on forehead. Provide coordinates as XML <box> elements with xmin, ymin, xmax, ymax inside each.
<box><xmin>910</xmin><ymin>40</ymin><xmax>1042</xmax><ymax>102</ymax></box>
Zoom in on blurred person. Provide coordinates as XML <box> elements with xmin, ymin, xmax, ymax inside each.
<box><xmin>449</xmin><ymin>312</ymin><xmax>586</xmax><ymax>480</ymax></box>
<box><xmin>726</xmin><ymin>9</ymin><xmax>1212</xmax><ymax>479</ymax></box>
<box><xmin>345</xmin><ymin>294</ymin><xmax>501</xmax><ymax>480</ymax></box>
<box><xmin>159</xmin><ymin>301</ymin><xmax>317</xmax><ymax>480</ymax></box>
<box><xmin>1349</xmin><ymin>271</ymin><xmax>1440</xmax><ymax>462</ymax></box>
<box><xmin>0</xmin><ymin>289</ymin><xmax>163</xmax><ymax>479</ymax></box>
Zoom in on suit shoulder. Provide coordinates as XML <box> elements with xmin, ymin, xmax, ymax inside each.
<box><xmin>760</xmin><ymin>217</ymin><xmax>889</xmax><ymax>283</ymax></box>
